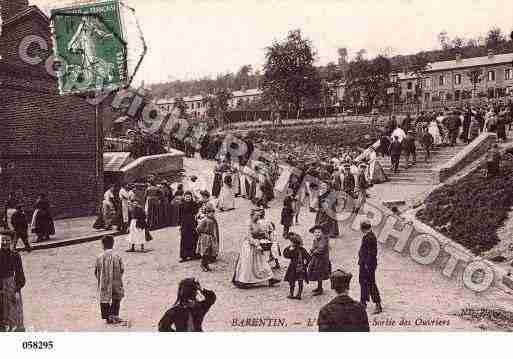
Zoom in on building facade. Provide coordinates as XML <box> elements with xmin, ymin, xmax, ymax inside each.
<box><xmin>0</xmin><ymin>0</ymin><xmax>103</xmax><ymax>218</ymax></box>
<box><xmin>422</xmin><ymin>51</ymin><xmax>513</xmax><ymax>107</ymax></box>
<box><xmin>393</xmin><ymin>51</ymin><xmax>513</xmax><ymax>110</ymax></box>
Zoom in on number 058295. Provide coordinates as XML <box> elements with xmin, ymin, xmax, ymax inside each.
<box><xmin>22</xmin><ymin>341</ymin><xmax>54</xmax><ymax>350</ymax></box>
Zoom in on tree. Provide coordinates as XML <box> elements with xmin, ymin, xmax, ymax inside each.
<box><xmin>236</xmin><ymin>65</ymin><xmax>253</xmax><ymax>89</ymax></box>
<box><xmin>408</xmin><ymin>53</ymin><xmax>430</xmax><ymax>108</ymax></box>
<box><xmin>261</xmin><ymin>29</ymin><xmax>321</xmax><ymax>117</ymax></box>
<box><xmin>202</xmin><ymin>89</ymin><xmax>233</xmax><ymax>127</ymax></box>
<box><xmin>467</xmin><ymin>68</ymin><xmax>483</xmax><ymax>97</ymax></box>
<box><xmin>451</xmin><ymin>37</ymin><xmax>465</xmax><ymax>50</ymax></box>
<box><xmin>486</xmin><ymin>27</ymin><xmax>504</xmax><ymax>49</ymax></box>
<box><xmin>337</xmin><ymin>47</ymin><xmax>348</xmax><ymax>64</ymax></box>
<box><xmin>438</xmin><ymin>31</ymin><xmax>451</xmax><ymax>50</ymax></box>
<box><xmin>345</xmin><ymin>54</ymin><xmax>391</xmax><ymax>112</ymax></box>
<box><xmin>173</xmin><ymin>97</ymin><xmax>188</xmax><ymax>118</ymax></box>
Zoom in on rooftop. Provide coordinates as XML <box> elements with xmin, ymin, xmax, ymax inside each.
<box><xmin>426</xmin><ymin>52</ymin><xmax>513</xmax><ymax>72</ymax></box>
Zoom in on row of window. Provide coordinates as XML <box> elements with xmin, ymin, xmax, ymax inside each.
<box><xmin>405</xmin><ymin>68</ymin><xmax>513</xmax><ymax>90</ymax></box>
<box><xmin>424</xmin><ymin>87</ymin><xmax>511</xmax><ymax>101</ymax></box>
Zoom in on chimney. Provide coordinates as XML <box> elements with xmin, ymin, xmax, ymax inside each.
<box><xmin>488</xmin><ymin>49</ymin><xmax>494</xmax><ymax>59</ymax></box>
<box><xmin>455</xmin><ymin>53</ymin><xmax>462</xmax><ymax>63</ymax></box>
<box><xmin>1</xmin><ymin>0</ymin><xmax>29</xmax><ymax>23</ymax></box>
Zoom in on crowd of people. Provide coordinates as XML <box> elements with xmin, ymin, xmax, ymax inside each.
<box><xmin>1</xmin><ymin>193</ymin><xmax>55</xmax><ymax>252</ymax></box>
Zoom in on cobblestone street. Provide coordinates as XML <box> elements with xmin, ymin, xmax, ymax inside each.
<box><xmin>19</xmin><ymin>158</ymin><xmax>513</xmax><ymax>331</ymax></box>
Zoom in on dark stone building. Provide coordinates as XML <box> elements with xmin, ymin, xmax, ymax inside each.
<box><xmin>0</xmin><ymin>0</ymin><xmax>103</xmax><ymax>219</ymax></box>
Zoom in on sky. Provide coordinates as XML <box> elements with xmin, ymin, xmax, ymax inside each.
<box><xmin>31</xmin><ymin>0</ymin><xmax>513</xmax><ymax>85</ymax></box>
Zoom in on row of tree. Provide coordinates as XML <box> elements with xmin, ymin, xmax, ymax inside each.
<box><xmin>150</xmin><ymin>26</ymin><xmax>513</xmax><ymax>118</ymax></box>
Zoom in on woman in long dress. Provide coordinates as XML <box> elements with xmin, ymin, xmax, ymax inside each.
<box><xmin>232</xmin><ymin>209</ymin><xmax>280</xmax><ymax>288</ymax></box>
<box><xmin>428</xmin><ymin>119</ymin><xmax>442</xmax><ymax>146</ymax></box>
<box><xmin>31</xmin><ymin>194</ymin><xmax>55</xmax><ymax>242</ymax></box>
<box><xmin>127</xmin><ymin>202</ymin><xmax>147</xmax><ymax>252</ymax></box>
<box><xmin>0</xmin><ymin>231</ymin><xmax>25</xmax><ymax>331</ymax></box>
<box><xmin>217</xmin><ymin>173</ymin><xmax>235</xmax><ymax>211</ymax></box>
<box><xmin>179</xmin><ymin>192</ymin><xmax>199</xmax><ymax>262</ymax></box>
<box><xmin>196</xmin><ymin>203</ymin><xmax>220</xmax><ymax>272</ymax></box>
<box><xmin>118</xmin><ymin>184</ymin><xmax>132</xmax><ymax>233</ymax></box>
<box><xmin>211</xmin><ymin>162</ymin><xmax>223</xmax><ymax>199</ymax></box>
<box><xmin>145</xmin><ymin>180</ymin><xmax>162</xmax><ymax>230</ymax></box>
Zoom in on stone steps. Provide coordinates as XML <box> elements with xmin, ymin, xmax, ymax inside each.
<box><xmin>375</xmin><ymin>143</ymin><xmax>467</xmax><ymax>185</ymax></box>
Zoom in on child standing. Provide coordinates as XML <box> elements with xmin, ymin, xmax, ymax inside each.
<box><xmin>283</xmin><ymin>233</ymin><xmax>311</xmax><ymax>300</ymax></box>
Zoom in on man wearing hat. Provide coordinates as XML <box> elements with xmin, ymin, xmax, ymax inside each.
<box><xmin>358</xmin><ymin>221</ymin><xmax>383</xmax><ymax>314</ymax></box>
<box><xmin>317</xmin><ymin>269</ymin><xmax>369</xmax><ymax>332</ymax></box>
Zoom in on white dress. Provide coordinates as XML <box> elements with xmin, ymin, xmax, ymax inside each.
<box><xmin>428</xmin><ymin>121</ymin><xmax>442</xmax><ymax>145</ymax></box>
<box><xmin>217</xmin><ymin>173</ymin><xmax>235</xmax><ymax>210</ymax></box>
<box><xmin>127</xmin><ymin>220</ymin><xmax>145</xmax><ymax>245</ymax></box>
<box><xmin>118</xmin><ymin>188</ymin><xmax>131</xmax><ymax>223</ymax></box>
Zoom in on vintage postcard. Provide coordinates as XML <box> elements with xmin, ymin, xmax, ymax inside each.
<box><xmin>1</xmin><ymin>0</ymin><xmax>513</xmax><ymax>344</ymax></box>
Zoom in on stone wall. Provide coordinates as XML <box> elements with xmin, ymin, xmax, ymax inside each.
<box><xmin>432</xmin><ymin>132</ymin><xmax>497</xmax><ymax>184</ymax></box>
<box><xmin>121</xmin><ymin>151</ymin><xmax>184</xmax><ymax>183</ymax></box>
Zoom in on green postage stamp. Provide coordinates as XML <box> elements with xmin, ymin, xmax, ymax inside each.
<box><xmin>51</xmin><ymin>0</ymin><xmax>128</xmax><ymax>95</ymax></box>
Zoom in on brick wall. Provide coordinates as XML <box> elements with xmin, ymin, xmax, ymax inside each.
<box><xmin>0</xmin><ymin>7</ymin><xmax>102</xmax><ymax>219</ymax></box>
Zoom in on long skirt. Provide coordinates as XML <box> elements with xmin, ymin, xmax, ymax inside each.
<box><xmin>196</xmin><ymin>233</ymin><xmax>219</xmax><ymax>257</ymax></box>
<box><xmin>0</xmin><ymin>277</ymin><xmax>23</xmax><ymax>331</ymax></box>
<box><xmin>232</xmin><ymin>173</ymin><xmax>241</xmax><ymax>196</ymax></box>
<box><xmin>212</xmin><ymin>173</ymin><xmax>223</xmax><ymax>198</ymax></box>
<box><xmin>145</xmin><ymin>196</ymin><xmax>160</xmax><ymax>229</ymax></box>
<box><xmin>180</xmin><ymin>224</ymin><xmax>197</xmax><ymax>259</ymax></box>
<box><xmin>32</xmin><ymin>210</ymin><xmax>55</xmax><ymax>237</ymax></box>
<box><xmin>217</xmin><ymin>185</ymin><xmax>235</xmax><ymax>210</ymax></box>
<box><xmin>127</xmin><ymin>220</ymin><xmax>146</xmax><ymax>246</ymax></box>
<box><xmin>240</xmin><ymin>175</ymin><xmax>248</xmax><ymax>197</ymax></box>
<box><xmin>232</xmin><ymin>239</ymin><xmax>273</xmax><ymax>287</ymax></box>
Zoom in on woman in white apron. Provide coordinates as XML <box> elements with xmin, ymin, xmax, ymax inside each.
<box><xmin>127</xmin><ymin>201</ymin><xmax>147</xmax><ymax>252</ymax></box>
<box><xmin>428</xmin><ymin>119</ymin><xmax>442</xmax><ymax>146</ymax></box>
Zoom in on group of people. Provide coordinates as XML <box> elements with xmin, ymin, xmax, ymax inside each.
<box><xmin>2</xmin><ymin>193</ymin><xmax>55</xmax><ymax>252</ymax></box>
<box><xmin>93</xmin><ymin>234</ymin><xmax>217</xmax><ymax>330</ymax></box>
<box><xmin>375</xmin><ymin>103</ymin><xmax>512</xmax><ymax>173</ymax></box>
<box><xmin>231</xmin><ymin>199</ymin><xmax>383</xmax><ymax>322</ymax></box>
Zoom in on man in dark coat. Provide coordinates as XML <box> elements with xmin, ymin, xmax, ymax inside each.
<box><xmin>461</xmin><ymin>107</ymin><xmax>472</xmax><ymax>143</ymax></box>
<box><xmin>358</xmin><ymin>221</ymin><xmax>382</xmax><ymax>314</ymax></box>
<box><xmin>446</xmin><ymin>112</ymin><xmax>462</xmax><ymax>146</ymax></box>
<box><xmin>402</xmin><ymin>130</ymin><xmax>416</xmax><ymax>167</ymax></box>
<box><xmin>318</xmin><ymin>269</ymin><xmax>369</xmax><ymax>332</ymax></box>
<box><xmin>389</xmin><ymin>136</ymin><xmax>402</xmax><ymax>173</ymax></box>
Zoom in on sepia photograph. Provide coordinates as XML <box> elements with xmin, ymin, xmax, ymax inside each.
<box><xmin>1</xmin><ymin>0</ymin><xmax>513</xmax><ymax>354</ymax></box>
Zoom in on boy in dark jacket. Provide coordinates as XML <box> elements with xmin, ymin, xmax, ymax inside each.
<box><xmin>283</xmin><ymin>233</ymin><xmax>311</xmax><ymax>300</ymax></box>
<box><xmin>10</xmin><ymin>205</ymin><xmax>31</xmax><ymax>252</ymax></box>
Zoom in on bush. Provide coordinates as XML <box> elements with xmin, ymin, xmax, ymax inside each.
<box><xmin>250</xmin><ymin>124</ymin><xmax>382</xmax><ymax>167</ymax></box>
<box><xmin>416</xmin><ymin>155</ymin><xmax>513</xmax><ymax>255</ymax></box>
